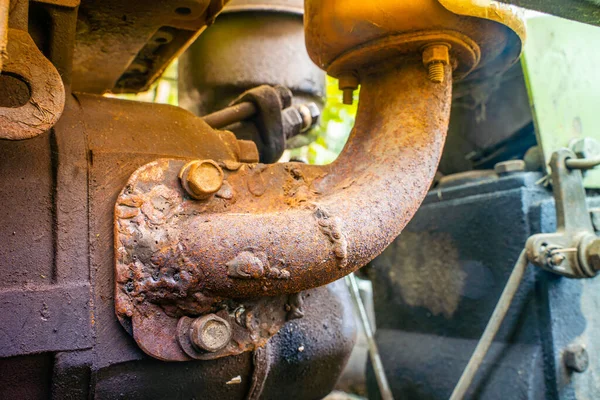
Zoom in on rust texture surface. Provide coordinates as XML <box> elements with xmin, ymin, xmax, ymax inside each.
<box><xmin>0</xmin><ymin>0</ymin><xmax>358</xmax><ymax>395</ymax></box>
<box><xmin>73</xmin><ymin>0</ymin><xmax>228</xmax><ymax>93</ymax></box>
<box><xmin>115</xmin><ymin>61</ymin><xmax>452</xmax><ymax>360</ymax></box>
<box><xmin>0</xmin><ymin>89</ymin><xmax>354</xmax><ymax>398</ymax></box>
<box><xmin>0</xmin><ymin>28</ymin><xmax>65</xmax><ymax>139</ymax></box>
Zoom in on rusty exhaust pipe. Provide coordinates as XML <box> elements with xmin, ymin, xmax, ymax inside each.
<box><xmin>114</xmin><ymin>62</ymin><xmax>452</xmax><ymax>360</ymax></box>
<box><xmin>185</xmin><ymin>62</ymin><xmax>451</xmax><ymax>296</ymax></box>
<box><xmin>115</xmin><ymin>0</ymin><xmax>524</xmax><ymax>360</ymax></box>
<box><xmin>115</xmin><ymin>61</ymin><xmax>451</xmax><ymax>302</ymax></box>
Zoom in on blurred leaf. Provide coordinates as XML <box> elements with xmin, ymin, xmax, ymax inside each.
<box><xmin>304</xmin><ymin>76</ymin><xmax>358</xmax><ymax>165</ymax></box>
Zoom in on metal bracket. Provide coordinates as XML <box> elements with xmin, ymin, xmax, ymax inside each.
<box><xmin>526</xmin><ymin>149</ymin><xmax>600</xmax><ymax>278</ymax></box>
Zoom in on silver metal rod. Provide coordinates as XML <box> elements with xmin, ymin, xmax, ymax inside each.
<box><xmin>345</xmin><ymin>273</ymin><xmax>394</xmax><ymax>400</ymax></box>
<box><xmin>449</xmin><ymin>249</ymin><xmax>529</xmax><ymax>400</ymax></box>
<box><xmin>566</xmin><ymin>157</ymin><xmax>600</xmax><ymax>170</ymax></box>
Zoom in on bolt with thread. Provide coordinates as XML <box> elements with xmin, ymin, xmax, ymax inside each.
<box><xmin>422</xmin><ymin>43</ymin><xmax>450</xmax><ymax>84</ymax></box>
<box><xmin>428</xmin><ymin>62</ymin><xmax>445</xmax><ymax>83</ymax></box>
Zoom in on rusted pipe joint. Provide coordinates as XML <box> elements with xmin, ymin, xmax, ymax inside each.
<box><xmin>113</xmin><ymin>0</ymin><xmax>526</xmax><ymax>364</ymax></box>
<box><xmin>115</xmin><ymin>61</ymin><xmax>453</xmax><ymax>361</ymax></box>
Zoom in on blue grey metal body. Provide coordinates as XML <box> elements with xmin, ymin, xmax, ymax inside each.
<box><xmin>368</xmin><ymin>171</ymin><xmax>600</xmax><ymax>399</ymax></box>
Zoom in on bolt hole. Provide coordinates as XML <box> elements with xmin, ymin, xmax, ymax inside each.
<box><xmin>125</xmin><ymin>281</ymin><xmax>134</xmax><ymax>292</ymax></box>
<box><xmin>0</xmin><ymin>73</ymin><xmax>31</xmax><ymax>108</ymax></box>
<box><xmin>175</xmin><ymin>7</ymin><xmax>192</xmax><ymax>15</ymax></box>
<box><xmin>155</xmin><ymin>37</ymin><xmax>168</xmax><ymax>44</ymax></box>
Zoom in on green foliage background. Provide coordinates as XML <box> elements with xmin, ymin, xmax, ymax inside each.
<box><xmin>287</xmin><ymin>76</ymin><xmax>357</xmax><ymax>164</ymax></box>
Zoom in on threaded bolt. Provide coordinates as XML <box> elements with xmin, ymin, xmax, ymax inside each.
<box><xmin>428</xmin><ymin>62</ymin><xmax>445</xmax><ymax>83</ymax></box>
<box><xmin>342</xmin><ymin>89</ymin><xmax>354</xmax><ymax>105</ymax></box>
<box><xmin>422</xmin><ymin>43</ymin><xmax>450</xmax><ymax>84</ymax></box>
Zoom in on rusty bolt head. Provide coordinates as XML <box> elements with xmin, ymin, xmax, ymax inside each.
<box><xmin>190</xmin><ymin>314</ymin><xmax>232</xmax><ymax>352</ymax></box>
<box><xmin>422</xmin><ymin>44</ymin><xmax>450</xmax><ymax>84</ymax></box>
<box><xmin>494</xmin><ymin>160</ymin><xmax>526</xmax><ymax>176</ymax></box>
<box><xmin>564</xmin><ymin>343</ymin><xmax>589</xmax><ymax>373</ymax></box>
<box><xmin>180</xmin><ymin>160</ymin><xmax>224</xmax><ymax>200</ymax></box>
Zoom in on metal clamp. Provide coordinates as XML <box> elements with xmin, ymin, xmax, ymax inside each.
<box><xmin>526</xmin><ymin>149</ymin><xmax>600</xmax><ymax>278</ymax></box>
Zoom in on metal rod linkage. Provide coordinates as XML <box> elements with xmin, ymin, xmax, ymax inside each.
<box><xmin>450</xmin><ymin>249</ymin><xmax>529</xmax><ymax>400</ymax></box>
<box><xmin>345</xmin><ymin>273</ymin><xmax>394</xmax><ymax>400</ymax></box>
<box><xmin>566</xmin><ymin>157</ymin><xmax>600</xmax><ymax>170</ymax></box>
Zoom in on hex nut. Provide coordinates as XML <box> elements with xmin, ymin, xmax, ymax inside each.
<box><xmin>237</xmin><ymin>140</ymin><xmax>260</xmax><ymax>163</ymax></box>
<box><xmin>494</xmin><ymin>160</ymin><xmax>526</xmax><ymax>176</ymax></box>
<box><xmin>190</xmin><ymin>314</ymin><xmax>232</xmax><ymax>353</ymax></box>
<box><xmin>422</xmin><ymin>44</ymin><xmax>450</xmax><ymax>67</ymax></box>
<box><xmin>296</xmin><ymin>102</ymin><xmax>320</xmax><ymax>132</ymax></box>
<box><xmin>180</xmin><ymin>160</ymin><xmax>224</xmax><ymax>200</ymax></box>
<box><xmin>585</xmin><ymin>237</ymin><xmax>600</xmax><ymax>273</ymax></box>
<box><xmin>564</xmin><ymin>343</ymin><xmax>589</xmax><ymax>373</ymax></box>
<box><xmin>282</xmin><ymin>107</ymin><xmax>304</xmax><ymax>139</ymax></box>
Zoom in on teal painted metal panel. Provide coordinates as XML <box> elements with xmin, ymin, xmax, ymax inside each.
<box><xmin>522</xmin><ymin>15</ymin><xmax>600</xmax><ymax>187</ymax></box>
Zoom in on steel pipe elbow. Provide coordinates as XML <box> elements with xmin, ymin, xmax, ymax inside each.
<box><xmin>115</xmin><ymin>60</ymin><xmax>452</xmax><ymax>302</ymax></box>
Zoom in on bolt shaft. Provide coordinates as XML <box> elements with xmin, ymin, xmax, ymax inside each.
<box><xmin>428</xmin><ymin>62</ymin><xmax>445</xmax><ymax>84</ymax></box>
<box><xmin>338</xmin><ymin>73</ymin><xmax>359</xmax><ymax>106</ymax></box>
<box><xmin>422</xmin><ymin>43</ymin><xmax>450</xmax><ymax>84</ymax></box>
<box><xmin>342</xmin><ymin>89</ymin><xmax>354</xmax><ymax>105</ymax></box>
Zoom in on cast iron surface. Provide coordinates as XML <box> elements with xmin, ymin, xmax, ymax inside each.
<box><xmin>0</xmin><ymin>94</ymin><xmax>356</xmax><ymax>399</ymax></box>
<box><xmin>368</xmin><ymin>171</ymin><xmax>600</xmax><ymax>399</ymax></box>
<box><xmin>178</xmin><ymin>7</ymin><xmax>324</xmax><ymax>116</ymax></box>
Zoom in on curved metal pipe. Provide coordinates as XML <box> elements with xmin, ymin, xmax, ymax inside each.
<box><xmin>115</xmin><ymin>60</ymin><xmax>452</xmax><ymax>305</ymax></box>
